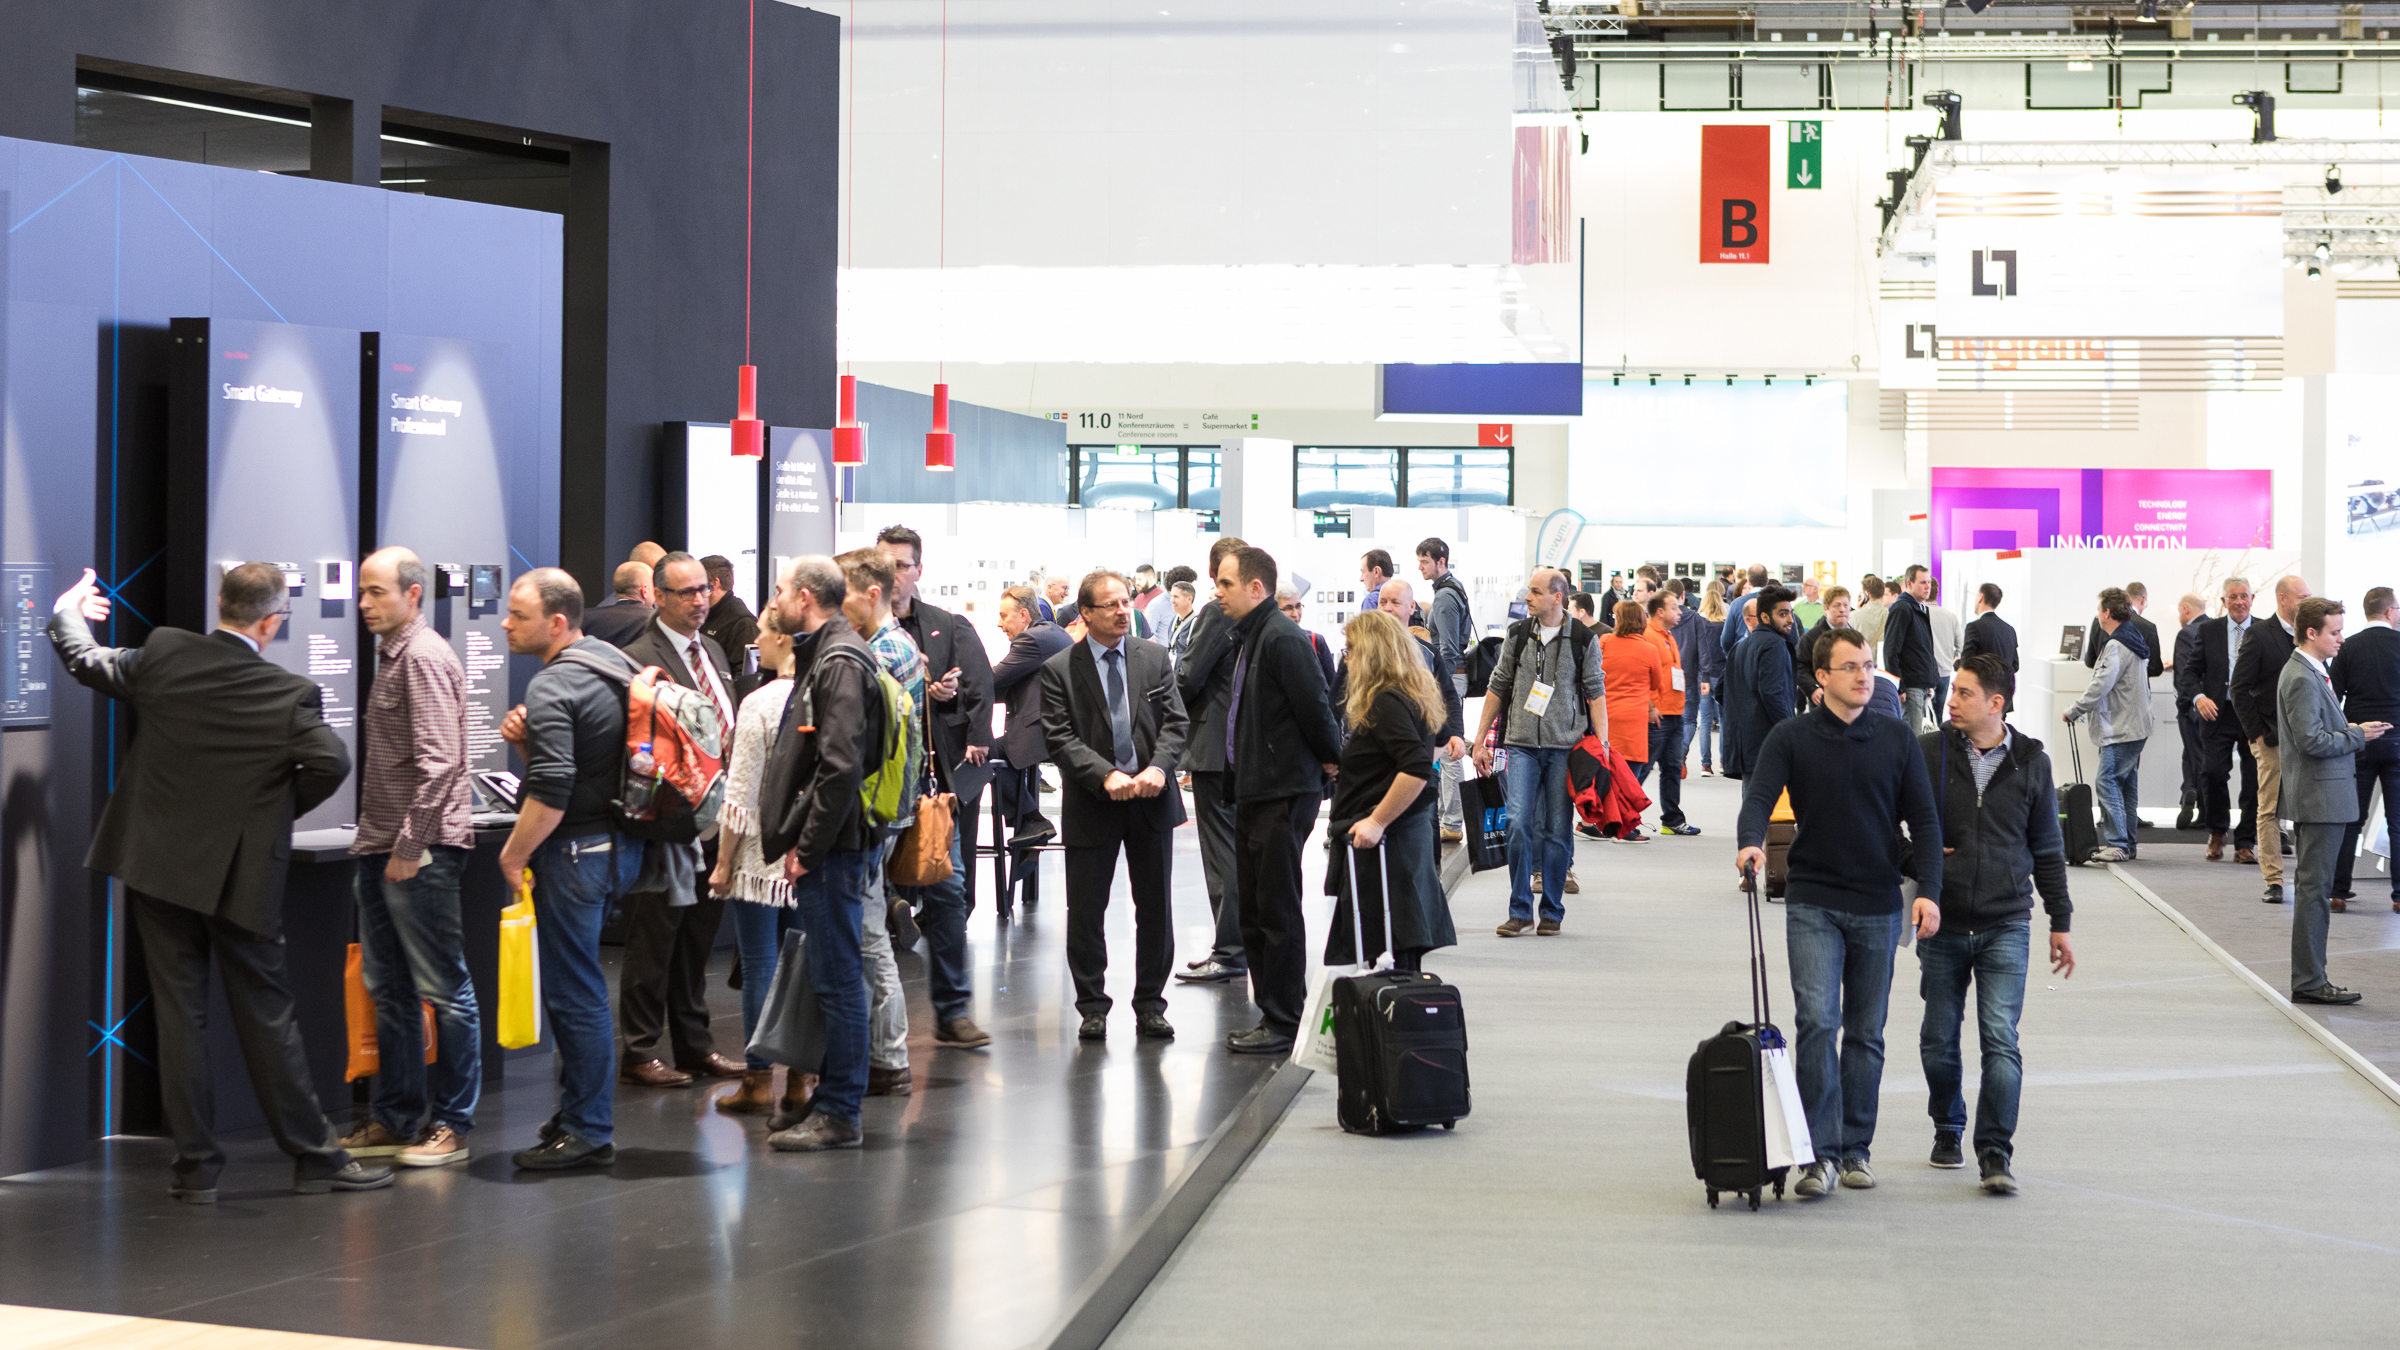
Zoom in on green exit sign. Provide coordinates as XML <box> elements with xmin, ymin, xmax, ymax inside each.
<box><xmin>1787</xmin><ymin>120</ymin><xmax>1822</xmax><ymax>190</ymax></box>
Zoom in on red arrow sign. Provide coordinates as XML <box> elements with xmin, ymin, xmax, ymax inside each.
<box><xmin>1478</xmin><ymin>424</ymin><xmax>1514</xmax><ymax>447</ymax></box>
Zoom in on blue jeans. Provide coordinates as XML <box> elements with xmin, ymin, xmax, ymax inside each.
<box><xmin>1916</xmin><ymin>920</ymin><xmax>2029</xmax><ymax>1161</ymax></box>
<box><xmin>2097</xmin><ymin>739</ymin><xmax>2144</xmax><ymax>854</ymax></box>
<box><xmin>530</xmin><ymin>830</ymin><xmax>645</xmax><ymax>1146</ymax></box>
<box><xmin>892</xmin><ymin>825</ymin><xmax>972</xmax><ymax>1023</ymax></box>
<box><xmin>354</xmin><ymin>846</ymin><xmax>481</xmax><ymax>1135</ymax></box>
<box><xmin>1785</xmin><ymin>902</ymin><xmax>1903</xmax><ymax>1163</ymax></box>
<box><xmin>793</xmin><ymin>849</ymin><xmax>873</xmax><ymax>1124</ymax></box>
<box><xmin>731</xmin><ymin>899</ymin><xmax>806</xmax><ymax>1071</ymax></box>
<box><xmin>1503</xmin><ymin>745</ymin><xmax>1574</xmax><ymax>923</ymax></box>
<box><xmin>1695</xmin><ymin>688</ymin><xmax>1719</xmax><ymax>769</ymax></box>
<box><xmin>1648</xmin><ymin>713</ymin><xmax>1686</xmax><ymax>828</ymax></box>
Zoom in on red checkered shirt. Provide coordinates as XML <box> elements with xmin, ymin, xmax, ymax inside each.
<box><xmin>350</xmin><ymin>615</ymin><xmax>474</xmax><ymax>859</ymax></box>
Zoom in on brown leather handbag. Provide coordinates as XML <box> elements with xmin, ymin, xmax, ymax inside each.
<box><xmin>888</xmin><ymin>791</ymin><xmax>957</xmax><ymax>887</ymax></box>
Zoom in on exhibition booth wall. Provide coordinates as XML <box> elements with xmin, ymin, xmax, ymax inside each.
<box><xmin>0</xmin><ymin>135</ymin><xmax>560</xmax><ymax>1176</ymax></box>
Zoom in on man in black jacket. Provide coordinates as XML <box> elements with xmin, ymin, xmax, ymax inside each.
<box><xmin>2332</xmin><ymin>586</ymin><xmax>2400</xmax><ymax>909</ymax></box>
<box><xmin>699</xmin><ymin>555</ymin><xmax>762</xmax><ymax>696</ymax></box>
<box><xmin>1737</xmin><ymin>626</ymin><xmax>1942</xmax><ymax>1199</ymax></box>
<box><xmin>879</xmin><ymin>525</ymin><xmax>997</xmax><ymax>1049</ymax></box>
<box><xmin>2233</xmin><ymin>575</ymin><xmax>2309</xmax><ymax>903</ymax></box>
<box><xmin>991</xmin><ymin>584</ymin><xmax>1074</xmax><ymax>853</ymax></box>
<box><xmin>757</xmin><ymin>555</ymin><xmax>886</xmax><ymax>1152</ymax></box>
<box><xmin>51</xmin><ymin>563</ymin><xmax>386</xmax><ymax>1202</ymax></box>
<box><xmin>1959</xmin><ymin>582</ymin><xmax>2019</xmax><ymax>675</ymax></box>
<box><xmin>1174</xmin><ymin>536</ymin><xmax>1255</xmax><ymax>985</ymax></box>
<box><xmin>613</xmin><ymin>551</ymin><xmax>743</xmax><ymax>1088</ymax></box>
<box><xmin>1212</xmin><ymin>545</ymin><xmax>1344</xmax><ymax>1054</ymax></box>
<box><xmin>1915</xmin><ymin>655</ymin><xmax>2075</xmax><ymax>1196</ymax></box>
<box><xmin>2171</xmin><ymin>593</ymin><xmax>2208</xmax><ymax>830</ymax></box>
<box><xmin>2190</xmin><ymin>576</ymin><xmax>2260</xmax><ymax>863</ymax></box>
<box><xmin>1883</xmin><ymin>565</ymin><xmax>1941</xmax><ymax>732</ymax></box>
<box><xmin>1722</xmin><ymin>587</ymin><xmax>1798</xmax><ymax>779</ymax></box>
<box><xmin>583</xmin><ymin>561</ymin><xmax>657</xmax><ymax>648</ymax></box>
<box><xmin>1041</xmin><ymin>571</ymin><xmax>1190</xmax><ymax>1042</ymax></box>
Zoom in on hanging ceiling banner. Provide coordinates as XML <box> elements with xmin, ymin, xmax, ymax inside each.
<box><xmin>1700</xmin><ymin>125</ymin><xmax>1771</xmax><ymax>265</ymax></box>
<box><xmin>1934</xmin><ymin>173</ymin><xmax>2282</xmax><ymax>338</ymax></box>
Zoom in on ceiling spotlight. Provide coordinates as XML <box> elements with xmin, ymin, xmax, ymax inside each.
<box><xmin>2308</xmin><ymin>263</ymin><xmax>2324</xmax><ymax>279</ymax></box>
<box><xmin>2138</xmin><ymin>0</ymin><xmax>2158</xmax><ymax>20</ymax></box>
<box><xmin>2316</xmin><ymin>239</ymin><xmax>2332</xmax><ymax>260</ymax></box>
<box><xmin>2326</xmin><ymin>164</ymin><xmax>2344</xmax><ymax>195</ymax></box>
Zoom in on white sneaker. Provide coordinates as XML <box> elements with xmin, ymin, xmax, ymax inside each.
<box><xmin>2093</xmin><ymin>846</ymin><xmax>2132</xmax><ymax>863</ymax></box>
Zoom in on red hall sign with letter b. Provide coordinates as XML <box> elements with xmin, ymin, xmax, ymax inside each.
<box><xmin>1700</xmin><ymin>125</ymin><xmax>1770</xmax><ymax>264</ymax></box>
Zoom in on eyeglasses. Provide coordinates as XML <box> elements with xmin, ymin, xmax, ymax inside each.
<box><xmin>659</xmin><ymin>584</ymin><xmax>710</xmax><ymax>600</ymax></box>
<box><xmin>1823</xmin><ymin>662</ymin><xmax>1873</xmax><ymax>676</ymax></box>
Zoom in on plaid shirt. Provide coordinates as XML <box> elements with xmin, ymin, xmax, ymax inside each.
<box><xmin>351</xmin><ymin>615</ymin><xmax>474</xmax><ymax>859</ymax></box>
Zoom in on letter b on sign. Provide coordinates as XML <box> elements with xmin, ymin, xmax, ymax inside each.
<box><xmin>1700</xmin><ymin>125</ymin><xmax>1771</xmax><ymax>264</ymax></box>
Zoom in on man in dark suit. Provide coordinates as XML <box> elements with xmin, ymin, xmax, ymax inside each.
<box><xmin>699</xmin><ymin>554</ymin><xmax>761</xmax><ymax>695</ymax></box>
<box><xmin>613</xmin><ymin>550</ymin><xmax>743</xmax><ymax>1086</ymax></box>
<box><xmin>49</xmin><ymin>563</ymin><xmax>390</xmax><ymax>1201</ymax></box>
<box><xmin>992</xmin><ymin>584</ymin><xmax>1074</xmax><ymax>851</ymax></box>
<box><xmin>878</xmin><ymin>524</ymin><xmax>998</xmax><ymax>1049</ymax></box>
<box><xmin>2281</xmin><ymin>598</ymin><xmax>2388</xmax><ymax>1001</ymax></box>
<box><xmin>2332</xmin><ymin>586</ymin><xmax>2400</xmax><ymax>910</ymax></box>
<box><xmin>1883</xmin><ymin>566</ymin><xmax>1940</xmax><ymax>732</ymax></box>
<box><xmin>1174</xmin><ymin>536</ymin><xmax>1255</xmax><ymax>986</ymax></box>
<box><xmin>2235</xmin><ymin>576</ymin><xmax>2309</xmax><ymax>903</ymax></box>
<box><xmin>583</xmin><ymin>560</ymin><xmax>657</xmax><ymax>649</ymax></box>
<box><xmin>1724</xmin><ymin>587</ymin><xmax>1799</xmax><ymax>779</ymax></box>
<box><xmin>2191</xmin><ymin>576</ymin><xmax>2260</xmax><ymax>862</ymax></box>
<box><xmin>1041</xmin><ymin>570</ymin><xmax>1190</xmax><ymax>1041</ymax></box>
<box><xmin>1211</xmin><ymin>545</ymin><xmax>1344</xmax><ymax>1055</ymax></box>
<box><xmin>1959</xmin><ymin>582</ymin><xmax>2019</xmax><ymax>675</ymax></box>
<box><xmin>2171</xmin><ymin>593</ymin><xmax>2208</xmax><ymax>830</ymax></box>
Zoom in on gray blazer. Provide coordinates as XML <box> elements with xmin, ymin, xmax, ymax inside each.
<box><xmin>2276</xmin><ymin>653</ymin><xmax>2366</xmax><ymax>824</ymax></box>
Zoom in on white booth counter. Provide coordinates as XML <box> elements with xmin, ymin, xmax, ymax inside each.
<box><xmin>2013</xmin><ymin>656</ymin><xmax>2186</xmax><ymax>819</ymax></box>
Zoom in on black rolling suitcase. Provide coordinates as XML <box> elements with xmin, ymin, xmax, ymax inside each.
<box><xmin>1684</xmin><ymin>867</ymin><xmax>1791</xmax><ymax>1210</ymax></box>
<box><xmin>2060</xmin><ymin>722</ymin><xmax>2100</xmax><ymax>866</ymax></box>
<box><xmin>1332</xmin><ymin>844</ymin><xmax>1471</xmax><ymax>1135</ymax></box>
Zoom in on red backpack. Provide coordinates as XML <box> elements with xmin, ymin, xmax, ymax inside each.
<box><xmin>555</xmin><ymin>649</ymin><xmax>727</xmax><ymax>843</ymax></box>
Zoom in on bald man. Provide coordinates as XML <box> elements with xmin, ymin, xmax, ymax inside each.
<box><xmin>2232</xmin><ymin>575</ymin><xmax>2311</xmax><ymax>902</ymax></box>
<box><xmin>630</xmin><ymin>541</ymin><xmax>666</xmax><ymax>571</ymax></box>
<box><xmin>584</xmin><ymin>561</ymin><xmax>657</xmax><ymax>649</ymax></box>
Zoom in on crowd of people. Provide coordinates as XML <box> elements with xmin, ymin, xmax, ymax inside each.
<box><xmin>45</xmin><ymin>531</ymin><xmax>2399</xmax><ymax>1205</ymax></box>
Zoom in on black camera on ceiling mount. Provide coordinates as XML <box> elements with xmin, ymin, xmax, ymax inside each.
<box><xmin>2234</xmin><ymin>90</ymin><xmax>2276</xmax><ymax>143</ymax></box>
<box><xmin>1923</xmin><ymin>91</ymin><xmax>1963</xmax><ymax>142</ymax></box>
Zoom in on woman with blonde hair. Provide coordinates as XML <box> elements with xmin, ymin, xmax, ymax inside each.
<box><xmin>1324</xmin><ymin>610</ymin><xmax>1457</xmax><ymax>971</ymax></box>
<box><xmin>1695</xmin><ymin>579</ymin><xmax>1730</xmax><ymax>776</ymax></box>
<box><xmin>707</xmin><ymin>599</ymin><xmax>812</xmax><ymax>1123</ymax></box>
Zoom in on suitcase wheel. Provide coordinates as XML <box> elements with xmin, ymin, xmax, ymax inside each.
<box><xmin>1706</xmin><ymin>1189</ymin><xmax>1719</xmax><ymax>1209</ymax></box>
<box><xmin>1773</xmin><ymin>1177</ymin><xmax>1785</xmax><ymax>1199</ymax></box>
<box><xmin>1749</xmin><ymin>1190</ymin><xmax>1762</xmax><ymax>1211</ymax></box>
<box><xmin>1442</xmin><ymin>1121</ymin><xmax>1456</xmax><ymax>1130</ymax></box>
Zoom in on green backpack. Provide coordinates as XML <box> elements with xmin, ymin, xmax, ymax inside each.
<box><xmin>800</xmin><ymin>645</ymin><xmax>914</xmax><ymax>828</ymax></box>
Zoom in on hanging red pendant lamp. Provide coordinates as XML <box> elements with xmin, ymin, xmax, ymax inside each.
<box><xmin>925</xmin><ymin>383</ymin><xmax>955</xmax><ymax>472</ymax></box>
<box><xmin>731</xmin><ymin>365</ymin><xmax>764</xmax><ymax>458</ymax></box>
<box><xmin>832</xmin><ymin>373</ymin><xmax>868</xmax><ymax>466</ymax></box>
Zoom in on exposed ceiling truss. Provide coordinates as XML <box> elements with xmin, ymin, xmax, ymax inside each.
<box><xmin>1540</xmin><ymin>1</ymin><xmax>2400</xmax><ymax>62</ymax></box>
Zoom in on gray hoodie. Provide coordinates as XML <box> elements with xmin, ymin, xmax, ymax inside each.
<box><xmin>2066</xmin><ymin>631</ymin><xmax>2154</xmax><ymax>747</ymax></box>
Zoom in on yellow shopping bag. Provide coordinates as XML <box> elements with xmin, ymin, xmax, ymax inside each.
<box><xmin>497</xmin><ymin>872</ymin><xmax>544</xmax><ymax>1049</ymax></box>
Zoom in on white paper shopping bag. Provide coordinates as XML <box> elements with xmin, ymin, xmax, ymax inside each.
<box><xmin>1292</xmin><ymin>969</ymin><xmax>1345</xmax><ymax>1074</ymax></box>
<box><xmin>1759</xmin><ymin>1031</ymin><xmax>1815</xmax><ymax>1170</ymax></box>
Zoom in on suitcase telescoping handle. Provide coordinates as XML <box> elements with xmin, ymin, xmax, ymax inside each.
<box><xmin>1349</xmin><ymin>840</ymin><xmax>1399</xmax><ymax>973</ymax></box>
<box><xmin>1743</xmin><ymin>864</ymin><xmax>1771</xmax><ymax>1031</ymax></box>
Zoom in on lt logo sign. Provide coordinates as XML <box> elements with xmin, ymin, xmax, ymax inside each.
<box><xmin>1970</xmin><ymin>248</ymin><xmax>2019</xmax><ymax>297</ymax></box>
<box><xmin>1786</xmin><ymin>121</ymin><xmax>1821</xmax><ymax>190</ymax></box>
<box><xmin>1700</xmin><ymin>125</ymin><xmax>1771</xmax><ymax>264</ymax></box>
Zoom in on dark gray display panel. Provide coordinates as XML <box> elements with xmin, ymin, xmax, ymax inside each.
<box><xmin>373</xmin><ymin>332</ymin><xmax>523</xmax><ymax>774</ymax></box>
<box><xmin>766</xmin><ymin>426</ymin><xmax>836</xmax><ymax>598</ymax></box>
<box><xmin>171</xmin><ymin>316</ymin><xmax>361</xmax><ymax>832</ymax></box>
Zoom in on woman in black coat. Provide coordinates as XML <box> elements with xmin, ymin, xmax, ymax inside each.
<box><xmin>1324</xmin><ymin>610</ymin><xmax>1458</xmax><ymax>971</ymax></box>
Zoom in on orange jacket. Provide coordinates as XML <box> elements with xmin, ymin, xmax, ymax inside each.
<box><xmin>1598</xmin><ymin>634</ymin><xmax>1668</xmax><ymax>764</ymax></box>
<box><xmin>1640</xmin><ymin>625</ymin><xmax>1686</xmax><ymax>717</ymax></box>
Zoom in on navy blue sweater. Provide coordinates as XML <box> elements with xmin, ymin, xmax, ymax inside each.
<box><xmin>1737</xmin><ymin>705</ymin><xmax>1944</xmax><ymax>915</ymax></box>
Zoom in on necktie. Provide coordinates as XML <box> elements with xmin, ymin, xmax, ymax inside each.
<box><xmin>1104</xmin><ymin>647</ymin><xmax>1137</xmax><ymax>772</ymax></box>
<box><xmin>691</xmin><ymin>640</ymin><xmax>733</xmax><ymax>730</ymax></box>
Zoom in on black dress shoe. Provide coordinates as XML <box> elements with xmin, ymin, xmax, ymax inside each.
<box><xmin>296</xmin><ymin>1159</ymin><xmax>394</xmax><ymax>1194</ymax></box>
<box><xmin>513</xmin><ymin>1133</ymin><xmax>617</xmax><ymax>1170</ymax></box>
<box><xmin>2263</xmin><ymin>885</ymin><xmax>2287</xmax><ymax>904</ymax></box>
<box><xmin>1175</xmin><ymin>959</ymin><xmax>1244</xmax><ymax>984</ymax></box>
<box><xmin>1137</xmin><ymin>1012</ymin><xmax>1176</xmax><ymax>1040</ymax></box>
<box><xmin>2294</xmin><ymin>984</ymin><xmax>2364</xmax><ymax>1006</ymax></box>
<box><xmin>1078</xmin><ymin>1013</ymin><xmax>1108</xmax><ymax>1041</ymax></box>
<box><xmin>1227</xmin><ymin>1025</ymin><xmax>1295</xmax><ymax>1055</ymax></box>
<box><xmin>1010</xmin><ymin>817</ymin><xmax>1056</xmax><ymax>850</ymax></box>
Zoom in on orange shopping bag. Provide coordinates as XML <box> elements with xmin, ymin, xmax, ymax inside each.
<box><xmin>343</xmin><ymin>943</ymin><xmax>438</xmax><ymax>1081</ymax></box>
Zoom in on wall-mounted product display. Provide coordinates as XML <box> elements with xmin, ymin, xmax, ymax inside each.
<box><xmin>1927</xmin><ymin>467</ymin><xmax>2275</xmax><ymax>583</ymax></box>
<box><xmin>168</xmin><ymin>316</ymin><xmax>362</xmax><ymax>832</ymax></box>
<box><xmin>767</xmin><ymin>427</ymin><xmax>837</xmax><ymax>595</ymax></box>
<box><xmin>1569</xmin><ymin>382</ymin><xmax>1847</xmax><ymax>528</ymax></box>
<box><xmin>5</xmin><ymin>564</ymin><xmax>53</xmax><ymax>727</ymax></box>
<box><xmin>2324</xmin><ymin>377</ymin><xmax>2400</xmax><ymax>612</ymax></box>
<box><xmin>664</xmin><ymin>423</ymin><xmax>763</xmax><ymax>611</ymax></box>
<box><xmin>373</xmin><ymin>332</ymin><xmax>529</xmax><ymax>774</ymax></box>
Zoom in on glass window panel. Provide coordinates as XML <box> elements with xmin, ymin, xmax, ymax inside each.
<box><xmin>1077</xmin><ymin>445</ymin><xmax>1180</xmax><ymax>510</ymax></box>
<box><xmin>1294</xmin><ymin>448</ymin><xmax>1397</xmax><ymax>509</ymax></box>
<box><xmin>1185</xmin><ymin>447</ymin><xmax>1220</xmax><ymax>511</ymax></box>
<box><xmin>1407</xmin><ymin>448</ymin><xmax>1512</xmax><ymax>507</ymax></box>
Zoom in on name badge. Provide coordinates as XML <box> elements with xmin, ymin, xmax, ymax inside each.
<box><xmin>1671</xmin><ymin>667</ymin><xmax>1686</xmax><ymax>692</ymax></box>
<box><xmin>1525</xmin><ymin>679</ymin><xmax>1555</xmax><ymax>716</ymax></box>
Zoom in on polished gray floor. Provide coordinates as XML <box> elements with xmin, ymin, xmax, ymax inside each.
<box><xmin>0</xmin><ymin>824</ymin><xmax>1283</xmax><ymax>1350</ymax></box>
<box><xmin>1111</xmin><ymin>772</ymin><xmax>2400</xmax><ymax>1349</ymax></box>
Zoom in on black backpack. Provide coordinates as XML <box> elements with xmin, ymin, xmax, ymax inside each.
<box><xmin>1486</xmin><ymin>619</ymin><xmax>1593</xmax><ymax>725</ymax></box>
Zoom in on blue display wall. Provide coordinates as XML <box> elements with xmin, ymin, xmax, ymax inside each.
<box><xmin>0</xmin><ymin>134</ymin><xmax>560</xmax><ymax>1174</ymax></box>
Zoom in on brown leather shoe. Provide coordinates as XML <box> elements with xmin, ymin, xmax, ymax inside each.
<box><xmin>2206</xmin><ymin>832</ymin><xmax>2226</xmax><ymax>861</ymax></box>
<box><xmin>2235</xmin><ymin>847</ymin><xmax>2258</xmax><ymax>865</ymax></box>
<box><xmin>2332</xmin><ymin>896</ymin><xmax>2349</xmax><ymax>913</ymax></box>
<box><xmin>619</xmin><ymin>1058</ymin><xmax>694</xmax><ymax>1088</ymax></box>
<box><xmin>768</xmin><ymin>1072</ymin><xmax>818</xmax><ymax>1131</ymax></box>
<box><xmin>679</xmin><ymin>1052</ymin><xmax>745</xmax><ymax>1080</ymax></box>
<box><xmin>867</xmin><ymin>1065</ymin><xmax>913</xmax><ymax>1097</ymax></box>
<box><xmin>717</xmin><ymin>1069</ymin><xmax>775</xmax><ymax>1115</ymax></box>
